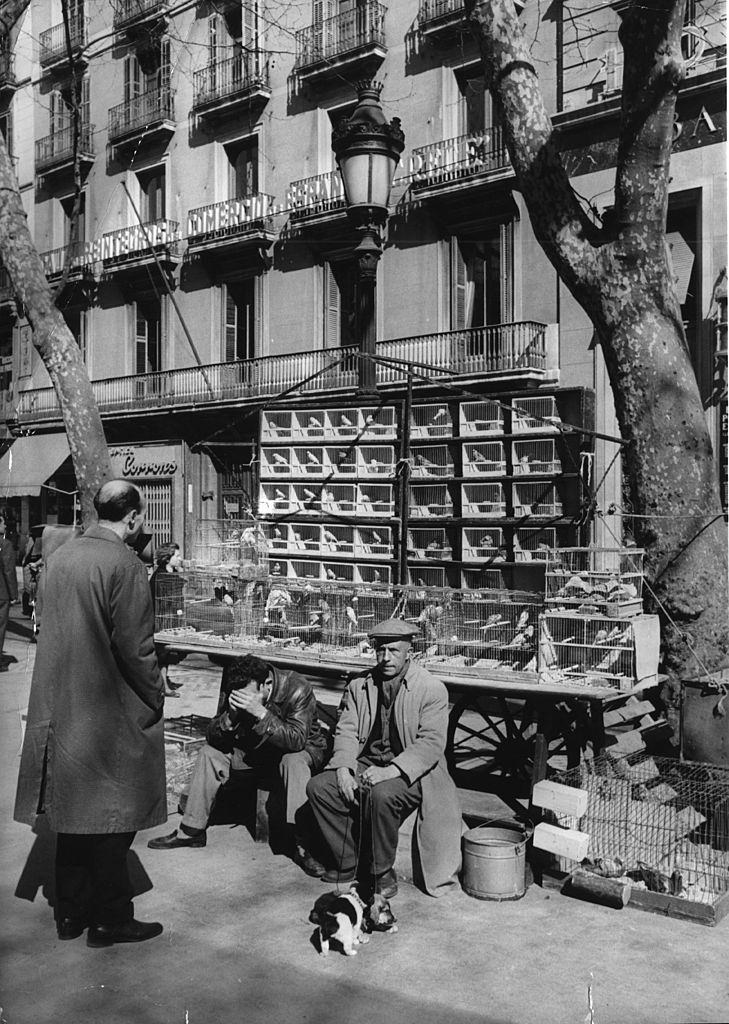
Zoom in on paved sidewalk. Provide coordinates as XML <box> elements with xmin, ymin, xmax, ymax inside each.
<box><xmin>0</xmin><ymin>611</ymin><xmax>726</xmax><ymax>1024</ymax></box>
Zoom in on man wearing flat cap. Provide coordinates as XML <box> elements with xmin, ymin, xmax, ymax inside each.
<box><xmin>147</xmin><ymin>654</ymin><xmax>329</xmax><ymax>876</ymax></box>
<box><xmin>307</xmin><ymin>618</ymin><xmax>462</xmax><ymax>898</ymax></box>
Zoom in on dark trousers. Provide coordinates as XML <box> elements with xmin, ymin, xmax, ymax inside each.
<box><xmin>0</xmin><ymin>593</ymin><xmax>10</xmax><ymax>654</ymax></box>
<box><xmin>55</xmin><ymin>832</ymin><xmax>136</xmax><ymax>926</ymax></box>
<box><xmin>307</xmin><ymin>766</ymin><xmax>421</xmax><ymax>876</ymax></box>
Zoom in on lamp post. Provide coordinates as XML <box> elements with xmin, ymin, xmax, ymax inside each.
<box><xmin>332</xmin><ymin>81</ymin><xmax>404</xmax><ymax>395</ymax></box>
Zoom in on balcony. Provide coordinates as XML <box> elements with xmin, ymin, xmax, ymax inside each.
<box><xmin>418</xmin><ymin>0</ymin><xmax>466</xmax><ymax>43</ymax></box>
<box><xmin>11</xmin><ymin>321</ymin><xmax>553</xmax><ymax>426</ymax></box>
<box><xmin>39</xmin><ymin>242</ymin><xmax>96</xmax><ymax>285</ymax></box>
<box><xmin>113</xmin><ymin>0</ymin><xmax>170</xmax><ymax>34</ymax></box>
<box><xmin>410</xmin><ymin>127</ymin><xmax>511</xmax><ymax>194</ymax></box>
<box><xmin>193</xmin><ymin>54</ymin><xmax>271</xmax><ymax>127</ymax></box>
<box><xmin>186</xmin><ymin>195</ymin><xmax>277</xmax><ymax>265</ymax></box>
<box><xmin>287</xmin><ymin>171</ymin><xmax>346</xmax><ymax>223</ymax></box>
<box><xmin>39</xmin><ymin>16</ymin><xmax>87</xmax><ymax>68</ymax></box>
<box><xmin>108</xmin><ymin>86</ymin><xmax>174</xmax><ymax>156</ymax></box>
<box><xmin>0</xmin><ymin>45</ymin><xmax>17</xmax><ymax>97</ymax></box>
<box><xmin>294</xmin><ymin>1</ymin><xmax>386</xmax><ymax>84</ymax></box>
<box><xmin>100</xmin><ymin>219</ymin><xmax>182</xmax><ymax>275</ymax></box>
<box><xmin>35</xmin><ymin>124</ymin><xmax>95</xmax><ymax>183</ymax></box>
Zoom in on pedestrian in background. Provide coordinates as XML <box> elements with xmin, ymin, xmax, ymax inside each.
<box><xmin>0</xmin><ymin>510</ymin><xmax>18</xmax><ymax>670</ymax></box>
<box><xmin>150</xmin><ymin>541</ymin><xmax>186</xmax><ymax>699</ymax></box>
<box><xmin>14</xmin><ymin>479</ymin><xmax>167</xmax><ymax>947</ymax></box>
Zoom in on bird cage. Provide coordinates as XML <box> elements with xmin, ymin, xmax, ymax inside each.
<box><xmin>513</xmin><ymin>527</ymin><xmax>557</xmax><ymax>561</ymax></box>
<box><xmin>409</xmin><ymin>483</ymin><xmax>453</xmax><ymax>517</ymax></box>
<box><xmin>358</xmin><ymin>563</ymin><xmax>391</xmax><ymax>586</ymax></box>
<box><xmin>259</xmin><ymin>483</ymin><xmax>294</xmax><ymax>515</ymax></box>
<box><xmin>325</xmin><ymin>445</ymin><xmax>357</xmax><ymax>477</ymax></box>
<box><xmin>260</xmin><ymin>410</ymin><xmax>295</xmax><ymax>441</ymax></box>
<box><xmin>358</xmin><ymin>483</ymin><xmax>394</xmax><ymax>516</ymax></box>
<box><xmin>289</xmin><ymin>523</ymin><xmax>321</xmax><ymax>553</ymax></box>
<box><xmin>269</xmin><ymin>558</ymin><xmax>288</xmax><ymax>579</ymax></box>
<box><xmin>462</xmin><ymin>441</ymin><xmax>506</xmax><ymax>476</ymax></box>
<box><xmin>409</xmin><ymin>566</ymin><xmax>448</xmax><ymax>589</ymax></box>
<box><xmin>544</xmin><ymin>547</ymin><xmax>645</xmax><ymax>615</ymax></box>
<box><xmin>460</xmin><ymin>591</ymin><xmax>540</xmax><ymax>669</ymax></box>
<box><xmin>411</xmin><ymin>445</ymin><xmax>453</xmax><ymax>478</ymax></box>
<box><xmin>411</xmin><ymin>403</ymin><xmax>453</xmax><ymax>438</ymax></box>
<box><xmin>355</xmin><ymin>526</ymin><xmax>393</xmax><ymax>558</ymax></box>
<box><xmin>191</xmin><ymin>519</ymin><xmax>268</xmax><ymax>572</ymax></box>
<box><xmin>321</xmin><ymin>524</ymin><xmax>355</xmax><ymax>555</ymax></box>
<box><xmin>260</xmin><ymin>447</ymin><xmax>294</xmax><ymax>477</ymax></box>
<box><xmin>461</xmin><ymin>483</ymin><xmax>506</xmax><ymax>518</ymax></box>
<box><xmin>322</xmin><ymin>483</ymin><xmax>357</xmax><ymax>514</ymax></box>
<box><xmin>325</xmin><ymin>407</ymin><xmax>359</xmax><ymax>438</ymax></box>
<box><xmin>360</xmin><ymin>405</ymin><xmax>397</xmax><ymax>438</ymax></box>
<box><xmin>547</xmin><ymin>753</ymin><xmax>729</xmax><ymax>914</ymax></box>
<box><xmin>263</xmin><ymin>522</ymin><xmax>290</xmax><ymax>553</ymax></box>
<box><xmin>511</xmin><ymin>395</ymin><xmax>560</xmax><ymax>433</ymax></box>
<box><xmin>459</xmin><ymin>400</ymin><xmax>504</xmax><ymax>436</ymax></box>
<box><xmin>357</xmin><ymin>446</ymin><xmax>396</xmax><ymax>477</ymax></box>
<box><xmin>538</xmin><ymin>611</ymin><xmax>659</xmax><ymax>691</ymax></box>
<box><xmin>512</xmin><ymin>438</ymin><xmax>561</xmax><ymax>475</ymax></box>
<box><xmin>293</xmin><ymin>446</ymin><xmax>329</xmax><ymax>477</ymax></box>
<box><xmin>289</xmin><ymin>558</ymin><xmax>324</xmax><ymax>581</ymax></box>
<box><xmin>513</xmin><ymin>483</ymin><xmax>563</xmax><ymax>518</ymax></box>
<box><xmin>408</xmin><ymin>527</ymin><xmax>452</xmax><ymax>559</ymax></box>
<box><xmin>293</xmin><ymin>409</ymin><xmax>326</xmax><ymax>439</ymax></box>
<box><xmin>322</xmin><ymin>561</ymin><xmax>356</xmax><ymax>584</ymax></box>
<box><xmin>167</xmin><ymin>567</ymin><xmax>241</xmax><ymax>639</ymax></box>
<box><xmin>461</xmin><ymin>567</ymin><xmax>505</xmax><ymax>592</ymax></box>
<box><xmin>290</xmin><ymin>484</ymin><xmax>321</xmax><ymax>514</ymax></box>
<box><xmin>462</xmin><ymin>527</ymin><xmax>504</xmax><ymax>561</ymax></box>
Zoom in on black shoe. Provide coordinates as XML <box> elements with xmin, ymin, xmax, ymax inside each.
<box><xmin>57</xmin><ymin>917</ymin><xmax>87</xmax><ymax>940</ymax></box>
<box><xmin>0</xmin><ymin>654</ymin><xmax>16</xmax><ymax>664</ymax></box>
<box><xmin>167</xmin><ymin>679</ymin><xmax>184</xmax><ymax>690</ymax></box>
<box><xmin>87</xmin><ymin>919</ymin><xmax>163</xmax><ymax>947</ymax></box>
<box><xmin>293</xmin><ymin>848</ymin><xmax>327</xmax><ymax>878</ymax></box>
<box><xmin>147</xmin><ymin>829</ymin><xmax>206</xmax><ymax>850</ymax></box>
<box><xmin>373</xmin><ymin>868</ymin><xmax>398</xmax><ymax>899</ymax></box>
<box><xmin>321</xmin><ymin>866</ymin><xmax>356</xmax><ymax>885</ymax></box>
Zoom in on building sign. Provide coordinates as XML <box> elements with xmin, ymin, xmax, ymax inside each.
<box><xmin>187</xmin><ymin>195</ymin><xmax>275</xmax><ymax>240</ymax></box>
<box><xmin>109</xmin><ymin>444</ymin><xmax>179</xmax><ymax>479</ymax></box>
<box><xmin>287</xmin><ymin>171</ymin><xmax>345</xmax><ymax>213</ymax></box>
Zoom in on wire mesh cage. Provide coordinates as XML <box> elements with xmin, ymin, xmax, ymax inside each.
<box><xmin>293</xmin><ymin>446</ymin><xmax>329</xmax><ymax>476</ymax></box>
<box><xmin>293</xmin><ymin>484</ymin><xmax>323</xmax><ymax>514</ymax></box>
<box><xmin>358</xmin><ymin>563</ymin><xmax>391</xmax><ymax>586</ymax></box>
<box><xmin>411</xmin><ymin>403</ymin><xmax>453</xmax><ymax>438</ymax></box>
<box><xmin>191</xmin><ymin>519</ymin><xmax>268</xmax><ymax>572</ymax></box>
<box><xmin>358</xmin><ymin>484</ymin><xmax>395</xmax><ymax>516</ymax></box>
<box><xmin>513</xmin><ymin>482</ymin><xmax>563</xmax><ymax>518</ymax></box>
<box><xmin>259</xmin><ymin>483</ymin><xmax>294</xmax><ymax>515</ymax></box>
<box><xmin>548</xmin><ymin>753</ymin><xmax>729</xmax><ymax>909</ymax></box>
<box><xmin>462</xmin><ymin>483</ymin><xmax>506</xmax><ymax>517</ymax></box>
<box><xmin>325</xmin><ymin>408</ymin><xmax>360</xmax><ymax>438</ymax></box>
<box><xmin>325</xmin><ymin>445</ymin><xmax>358</xmax><ymax>477</ymax></box>
<box><xmin>321</xmin><ymin>524</ymin><xmax>355</xmax><ymax>555</ymax></box>
<box><xmin>461</xmin><ymin>566</ymin><xmax>507</xmax><ymax>593</ymax></box>
<box><xmin>511</xmin><ymin>395</ymin><xmax>560</xmax><ymax>433</ymax></box>
<box><xmin>544</xmin><ymin>547</ymin><xmax>645</xmax><ymax>614</ymax></box>
<box><xmin>357</xmin><ymin>446</ymin><xmax>396</xmax><ymax>477</ymax></box>
<box><xmin>459</xmin><ymin>400</ymin><xmax>504</xmax><ymax>436</ymax></box>
<box><xmin>260</xmin><ymin>410</ymin><xmax>295</xmax><ymax>441</ymax></box>
<box><xmin>513</xmin><ymin>526</ymin><xmax>558</xmax><ymax>561</ymax></box>
<box><xmin>321</xmin><ymin>560</ymin><xmax>356</xmax><ymax>583</ymax></box>
<box><xmin>512</xmin><ymin>438</ymin><xmax>561</xmax><ymax>475</ymax></box>
<box><xmin>463</xmin><ymin>441</ymin><xmax>506</xmax><ymax>476</ymax></box>
<box><xmin>410</xmin><ymin>483</ymin><xmax>453</xmax><ymax>517</ymax></box>
<box><xmin>411</xmin><ymin>445</ymin><xmax>454</xmax><ymax>478</ymax></box>
<box><xmin>360</xmin><ymin>405</ymin><xmax>398</xmax><ymax>438</ymax></box>
<box><xmin>408</xmin><ymin>527</ymin><xmax>453</xmax><ymax>559</ymax></box>
<box><xmin>462</xmin><ymin>527</ymin><xmax>505</xmax><ymax>561</ymax></box>
<box><xmin>290</xmin><ymin>558</ymin><xmax>323</xmax><ymax>581</ymax></box>
<box><xmin>321</xmin><ymin>483</ymin><xmax>357</xmax><ymax>514</ymax></box>
<box><xmin>289</xmin><ymin>523</ymin><xmax>322</xmax><ymax>553</ymax></box>
<box><xmin>263</xmin><ymin>522</ymin><xmax>289</xmax><ymax>553</ymax></box>
<box><xmin>260</xmin><ymin>447</ymin><xmax>294</xmax><ymax>477</ymax></box>
<box><xmin>353</xmin><ymin>526</ymin><xmax>393</xmax><ymax>558</ymax></box>
<box><xmin>408</xmin><ymin>565</ymin><xmax>448</xmax><ymax>589</ymax></box>
<box><xmin>293</xmin><ymin>409</ymin><xmax>327</xmax><ymax>439</ymax></box>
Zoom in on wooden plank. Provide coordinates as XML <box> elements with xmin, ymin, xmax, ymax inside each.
<box><xmin>608</xmin><ymin>728</ymin><xmax>646</xmax><ymax>756</ymax></box>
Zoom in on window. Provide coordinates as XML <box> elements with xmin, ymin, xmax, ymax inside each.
<box><xmin>224</xmin><ymin>279</ymin><xmax>255</xmax><ymax>361</ymax></box>
<box><xmin>137</xmin><ymin>166</ymin><xmax>165</xmax><ymax>222</ymax></box>
<box><xmin>455</xmin><ymin>66</ymin><xmax>495</xmax><ymax>137</ymax></box>
<box><xmin>225</xmin><ymin>137</ymin><xmax>258</xmax><ymax>198</ymax></box>
<box><xmin>136</xmin><ymin>297</ymin><xmax>162</xmax><ymax>375</ymax></box>
<box><xmin>324</xmin><ymin>260</ymin><xmax>356</xmax><ymax>348</ymax></box>
<box><xmin>0</xmin><ymin>110</ymin><xmax>13</xmax><ymax>159</ymax></box>
<box><xmin>63</xmin><ymin>307</ymin><xmax>87</xmax><ymax>364</ymax></box>
<box><xmin>124</xmin><ymin>38</ymin><xmax>171</xmax><ymax>100</ymax></box>
<box><xmin>451</xmin><ymin>224</ymin><xmax>514</xmax><ymax>329</ymax></box>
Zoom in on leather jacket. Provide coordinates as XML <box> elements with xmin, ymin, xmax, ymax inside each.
<box><xmin>206</xmin><ymin>663</ymin><xmax>329</xmax><ymax>772</ymax></box>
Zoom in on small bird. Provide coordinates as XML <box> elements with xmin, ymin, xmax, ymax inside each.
<box><xmin>595</xmin><ymin>648</ymin><xmax>621</xmax><ymax>671</ymax></box>
<box><xmin>304</xmin><ymin>488</ymin><xmax>317</xmax><ymax>500</ymax></box>
<box><xmin>274</xmin><ymin>489</ymin><xmax>286</xmax><ymax>501</ymax></box>
<box><xmin>326</xmin><ymin>568</ymin><xmax>336</xmax><ymax>580</ymax></box>
<box><xmin>593</xmin><ymin>629</ymin><xmax>608</xmax><ymax>645</ymax></box>
<box><xmin>372</xmin><ymin>570</ymin><xmax>381</xmax><ymax>582</ymax></box>
<box><xmin>479</xmin><ymin>535</ymin><xmax>495</xmax><ymax>547</ymax></box>
<box><xmin>272</xmin><ymin>453</ymin><xmax>289</xmax><ymax>466</ymax></box>
<box><xmin>274</xmin><ymin>527</ymin><xmax>282</xmax><ymax>539</ymax></box>
<box><xmin>306</xmin><ymin>451</ymin><xmax>321</xmax><ymax>465</ymax></box>
<box><xmin>432</xmin><ymin>408</ymin><xmax>446</xmax><ymax>421</ymax></box>
<box><xmin>346</xmin><ymin>604</ymin><xmax>358</xmax><ymax>631</ymax></box>
<box><xmin>515</xmin><ymin>610</ymin><xmax>530</xmax><ymax>630</ymax></box>
<box><xmin>372</xmin><ymin>531</ymin><xmax>382</xmax><ymax>545</ymax></box>
<box><xmin>308</xmin><ymin>416</ymin><xmax>322</xmax><ymax>428</ymax></box>
<box><xmin>340</xmin><ymin>414</ymin><xmax>353</xmax><ymax>427</ymax></box>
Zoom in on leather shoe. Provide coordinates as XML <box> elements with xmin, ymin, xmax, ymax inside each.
<box><xmin>147</xmin><ymin>829</ymin><xmax>206</xmax><ymax>850</ymax></box>
<box><xmin>373</xmin><ymin>868</ymin><xmax>398</xmax><ymax>898</ymax></box>
<box><xmin>0</xmin><ymin>654</ymin><xmax>16</xmax><ymax>663</ymax></box>
<box><xmin>87</xmin><ymin>919</ymin><xmax>163</xmax><ymax>947</ymax></box>
<box><xmin>321</xmin><ymin>866</ymin><xmax>356</xmax><ymax>884</ymax></box>
<box><xmin>293</xmin><ymin>848</ymin><xmax>326</xmax><ymax>878</ymax></box>
<box><xmin>57</xmin><ymin>917</ymin><xmax>86</xmax><ymax>940</ymax></box>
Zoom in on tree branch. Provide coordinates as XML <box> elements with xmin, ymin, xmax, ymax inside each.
<box><xmin>0</xmin><ymin>0</ymin><xmax>30</xmax><ymax>36</ymax></box>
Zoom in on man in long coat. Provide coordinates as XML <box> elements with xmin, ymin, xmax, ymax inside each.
<box><xmin>14</xmin><ymin>480</ymin><xmax>167</xmax><ymax>947</ymax></box>
<box><xmin>307</xmin><ymin>619</ymin><xmax>462</xmax><ymax>898</ymax></box>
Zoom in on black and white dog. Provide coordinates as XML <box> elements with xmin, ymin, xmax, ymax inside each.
<box><xmin>309</xmin><ymin>885</ymin><xmax>369</xmax><ymax>957</ymax></box>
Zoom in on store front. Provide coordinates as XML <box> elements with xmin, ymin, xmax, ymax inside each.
<box><xmin>109</xmin><ymin>441</ymin><xmax>186</xmax><ymax>555</ymax></box>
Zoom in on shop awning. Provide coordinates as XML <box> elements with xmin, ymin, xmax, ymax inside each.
<box><xmin>0</xmin><ymin>433</ymin><xmax>71</xmax><ymax>497</ymax></box>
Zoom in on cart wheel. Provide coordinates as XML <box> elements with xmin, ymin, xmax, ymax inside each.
<box><xmin>446</xmin><ymin>695</ymin><xmax>588</xmax><ymax>786</ymax></box>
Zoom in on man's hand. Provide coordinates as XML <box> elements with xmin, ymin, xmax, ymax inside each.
<box><xmin>228</xmin><ymin>688</ymin><xmax>267</xmax><ymax>721</ymax></box>
<box><xmin>359</xmin><ymin>764</ymin><xmax>401</xmax><ymax>788</ymax></box>
<box><xmin>336</xmin><ymin>767</ymin><xmax>358</xmax><ymax>803</ymax></box>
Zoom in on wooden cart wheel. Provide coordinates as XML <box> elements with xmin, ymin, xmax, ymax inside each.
<box><xmin>446</xmin><ymin>694</ymin><xmax>589</xmax><ymax>787</ymax></box>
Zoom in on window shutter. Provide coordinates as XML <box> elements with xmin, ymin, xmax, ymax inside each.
<box><xmin>499</xmin><ymin>221</ymin><xmax>514</xmax><ymax>323</ymax></box>
<box><xmin>604</xmin><ymin>48</ymin><xmax>618</xmax><ymax>93</ymax></box>
<box><xmin>225</xmin><ymin>285</ymin><xmax>238</xmax><ymax>361</ymax></box>
<box><xmin>243</xmin><ymin>2</ymin><xmax>257</xmax><ymax>46</ymax></box>
<box><xmin>135</xmin><ymin>305</ymin><xmax>148</xmax><ymax>375</ymax></box>
<box><xmin>451</xmin><ymin>238</ymin><xmax>467</xmax><ymax>330</ymax></box>
<box><xmin>81</xmin><ymin>76</ymin><xmax>90</xmax><ymax>127</ymax></box>
<box><xmin>124</xmin><ymin>55</ymin><xmax>141</xmax><ymax>103</ymax></box>
<box><xmin>324</xmin><ymin>262</ymin><xmax>341</xmax><ymax>348</ymax></box>
<box><xmin>160</xmin><ymin>37</ymin><xmax>171</xmax><ymax>93</ymax></box>
<box><xmin>208</xmin><ymin>14</ymin><xmax>219</xmax><ymax>60</ymax></box>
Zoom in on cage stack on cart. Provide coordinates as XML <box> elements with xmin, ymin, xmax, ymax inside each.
<box><xmin>537</xmin><ymin>547</ymin><xmax>660</xmax><ymax>692</ymax></box>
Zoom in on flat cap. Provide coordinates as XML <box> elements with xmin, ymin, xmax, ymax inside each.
<box><xmin>368</xmin><ymin>618</ymin><xmax>421</xmax><ymax>642</ymax></box>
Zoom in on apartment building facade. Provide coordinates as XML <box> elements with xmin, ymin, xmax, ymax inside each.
<box><xmin>0</xmin><ymin>0</ymin><xmax>724</xmax><ymax>556</ymax></box>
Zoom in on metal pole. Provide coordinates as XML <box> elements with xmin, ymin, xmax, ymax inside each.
<box><xmin>398</xmin><ymin>363</ymin><xmax>413</xmax><ymax>586</ymax></box>
<box><xmin>353</xmin><ymin>225</ymin><xmax>381</xmax><ymax>397</ymax></box>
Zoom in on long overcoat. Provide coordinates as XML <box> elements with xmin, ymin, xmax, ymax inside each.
<box><xmin>14</xmin><ymin>525</ymin><xmax>166</xmax><ymax>834</ymax></box>
<box><xmin>329</xmin><ymin>660</ymin><xmax>463</xmax><ymax>897</ymax></box>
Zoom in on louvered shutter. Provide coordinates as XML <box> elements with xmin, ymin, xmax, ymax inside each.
<box><xmin>225</xmin><ymin>285</ymin><xmax>238</xmax><ymax>361</ymax></box>
<box><xmin>451</xmin><ymin>238</ymin><xmax>467</xmax><ymax>329</ymax></box>
<box><xmin>499</xmin><ymin>220</ymin><xmax>514</xmax><ymax>323</ymax></box>
<box><xmin>324</xmin><ymin>262</ymin><xmax>341</xmax><ymax>348</ymax></box>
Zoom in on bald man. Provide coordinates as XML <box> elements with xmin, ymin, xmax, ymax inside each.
<box><xmin>15</xmin><ymin>480</ymin><xmax>167</xmax><ymax>948</ymax></box>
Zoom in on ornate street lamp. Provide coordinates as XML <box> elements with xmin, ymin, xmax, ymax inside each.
<box><xmin>332</xmin><ymin>81</ymin><xmax>404</xmax><ymax>395</ymax></box>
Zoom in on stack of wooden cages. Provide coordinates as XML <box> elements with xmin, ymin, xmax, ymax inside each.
<box><xmin>256</xmin><ymin>389</ymin><xmax>594</xmax><ymax>594</ymax></box>
<box><xmin>538</xmin><ymin>547</ymin><xmax>660</xmax><ymax>692</ymax></box>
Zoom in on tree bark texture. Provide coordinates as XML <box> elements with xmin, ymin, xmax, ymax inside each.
<box><xmin>0</xmin><ymin>134</ymin><xmax>111</xmax><ymax>524</ymax></box>
<box><xmin>466</xmin><ymin>0</ymin><xmax>728</xmax><ymax>683</ymax></box>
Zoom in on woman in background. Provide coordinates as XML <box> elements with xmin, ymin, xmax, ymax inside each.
<box><xmin>150</xmin><ymin>543</ymin><xmax>185</xmax><ymax>699</ymax></box>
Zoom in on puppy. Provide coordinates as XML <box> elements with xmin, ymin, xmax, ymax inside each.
<box><xmin>309</xmin><ymin>885</ymin><xmax>369</xmax><ymax>957</ymax></box>
<box><xmin>365</xmin><ymin>893</ymin><xmax>398</xmax><ymax>935</ymax></box>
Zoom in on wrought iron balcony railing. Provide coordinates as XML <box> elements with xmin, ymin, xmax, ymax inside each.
<box><xmin>419</xmin><ymin>0</ymin><xmax>464</xmax><ymax>26</ymax></box>
<box><xmin>12</xmin><ymin>322</ymin><xmax>550</xmax><ymax>423</ymax></box>
<box><xmin>39</xmin><ymin>17</ymin><xmax>87</xmax><ymax>65</ymax></box>
<box><xmin>410</xmin><ymin>127</ymin><xmax>511</xmax><ymax>188</ymax></box>
<box><xmin>187</xmin><ymin>195</ymin><xmax>276</xmax><ymax>243</ymax></box>
<box><xmin>0</xmin><ymin>46</ymin><xmax>16</xmax><ymax>89</ymax></box>
<box><xmin>287</xmin><ymin>170</ymin><xmax>346</xmax><ymax>219</ymax></box>
<box><xmin>101</xmin><ymin>219</ymin><xmax>181</xmax><ymax>263</ymax></box>
<box><xmin>35</xmin><ymin>124</ymin><xmax>95</xmax><ymax>173</ymax></box>
<box><xmin>40</xmin><ymin>241</ymin><xmax>94</xmax><ymax>277</ymax></box>
<box><xmin>295</xmin><ymin>1</ymin><xmax>386</xmax><ymax>71</ymax></box>
<box><xmin>113</xmin><ymin>0</ymin><xmax>169</xmax><ymax>30</ymax></box>
<box><xmin>108</xmin><ymin>86</ymin><xmax>173</xmax><ymax>142</ymax></box>
<box><xmin>193</xmin><ymin>53</ymin><xmax>270</xmax><ymax>109</ymax></box>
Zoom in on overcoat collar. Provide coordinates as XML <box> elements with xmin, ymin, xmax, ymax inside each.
<box><xmin>83</xmin><ymin>524</ymin><xmax>126</xmax><ymax>545</ymax></box>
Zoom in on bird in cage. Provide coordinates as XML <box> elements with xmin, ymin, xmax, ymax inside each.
<box><xmin>274</xmin><ymin>526</ymin><xmax>283</xmax><ymax>540</ymax></box>
<box><xmin>369</xmin><ymin>458</ymin><xmax>380</xmax><ymax>471</ymax></box>
<box><xmin>326</xmin><ymin>568</ymin><xmax>337</xmax><ymax>581</ymax></box>
<box><xmin>303</xmin><ymin>488</ymin><xmax>318</xmax><ymax>503</ymax></box>
<box><xmin>306</xmin><ymin>451</ymin><xmax>321</xmax><ymax>466</ymax></box>
<box><xmin>346</xmin><ymin>601</ymin><xmax>359</xmax><ymax>633</ymax></box>
<box><xmin>594</xmin><ymin>648</ymin><xmax>621</xmax><ymax>671</ymax></box>
<box><xmin>360</xmin><ymin>493</ymin><xmax>374</xmax><ymax>513</ymax></box>
<box><xmin>593</xmin><ymin>628</ymin><xmax>609</xmax><ymax>645</ymax></box>
<box><xmin>479</xmin><ymin>535</ymin><xmax>495</xmax><ymax>548</ymax></box>
<box><xmin>323</xmin><ymin>530</ymin><xmax>339</xmax><ymax>551</ymax></box>
<box><xmin>431</xmin><ymin>408</ymin><xmax>446</xmax><ymax>423</ymax></box>
<box><xmin>516</xmin><ymin>610</ymin><xmax>530</xmax><ymax>631</ymax></box>
<box><xmin>340</xmin><ymin>414</ymin><xmax>353</xmax><ymax>428</ymax></box>
<box><xmin>293</xmin><ymin>531</ymin><xmax>304</xmax><ymax>549</ymax></box>
<box><xmin>372</xmin><ymin>569</ymin><xmax>381</xmax><ymax>583</ymax></box>
<box><xmin>308</xmin><ymin>416</ymin><xmax>322</xmax><ymax>429</ymax></box>
<box><xmin>372</xmin><ymin>531</ymin><xmax>382</xmax><ymax>545</ymax></box>
<box><xmin>514</xmin><ymin>455</ymin><xmax>531</xmax><ymax>475</ymax></box>
<box><xmin>272</xmin><ymin>453</ymin><xmax>289</xmax><ymax>467</ymax></box>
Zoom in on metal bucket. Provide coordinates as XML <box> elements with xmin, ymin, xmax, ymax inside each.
<box><xmin>462</xmin><ymin>822</ymin><xmax>529</xmax><ymax>901</ymax></box>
